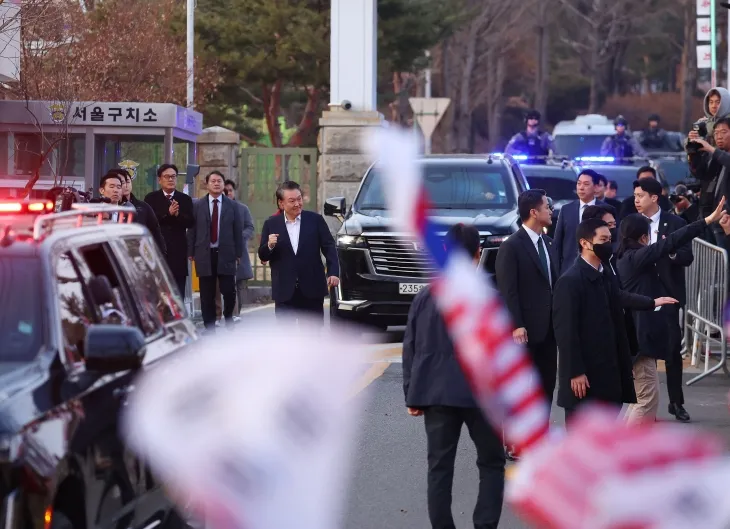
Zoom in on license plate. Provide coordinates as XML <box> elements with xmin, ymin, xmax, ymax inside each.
<box><xmin>399</xmin><ymin>283</ymin><xmax>426</xmax><ymax>295</ymax></box>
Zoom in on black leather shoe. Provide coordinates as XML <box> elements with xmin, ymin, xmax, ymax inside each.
<box><xmin>669</xmin><ymin>403</ymin><xmax>691</xmax><ymax>422</ymax></box>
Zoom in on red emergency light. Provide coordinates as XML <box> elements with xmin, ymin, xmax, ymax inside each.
<box><xmin>0</xmin><ymin>200</ymin><xmax>54</xmax><ymax>214</ymax></box>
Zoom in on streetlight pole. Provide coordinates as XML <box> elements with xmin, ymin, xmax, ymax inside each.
<box><xmin>711</xmin><ymin>0</ymin><xmax>717</xmax><ymax>86</ymax></box>
<box><xmin>186</xmin><ymin>0</ymin><xmax>195</xmax><ymax>109</ymax></box>
<box><xmin>722</xmin><ymin>2</ymin><xmax>730</xmax><ymax>87</ymax></box>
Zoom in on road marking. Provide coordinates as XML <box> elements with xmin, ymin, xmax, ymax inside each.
<box><xmin>351</xmin><ymin>346</ymin><xmax>402</xmax><ymax>396</ymax></box>
<box><xmin>239</xmin><ymin>303</ymin><xmax>275</xmax><ymax>314</ymax></box>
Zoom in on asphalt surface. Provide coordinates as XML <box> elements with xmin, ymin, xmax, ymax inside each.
<box><xmin>232</xmin><ymin>303</ymin><xmax>730</xmax><ymax>529</ymax></box>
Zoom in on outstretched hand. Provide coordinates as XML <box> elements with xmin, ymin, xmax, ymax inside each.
<box><xmin>705</xmin><ymin>197</ymin><xmax>727</xmax><ymax>224</ymax></box>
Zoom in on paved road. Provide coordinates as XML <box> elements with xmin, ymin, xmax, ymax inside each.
<box><xmin>234</xmin><ymin>303</ymin><xmax>730</xmax><ymax>529</ymax></box>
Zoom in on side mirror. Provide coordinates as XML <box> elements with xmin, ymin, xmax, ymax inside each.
<box><xmin>88</xmin><ymin>275</ymin><xmax>114</xmax><ymax>305</ymax></box>
<box><xmin>324</xmin><ymin>196</ymin><xmax>346</xmax><ymax>217</ymax></box>
<box><xmin>84</xmin><ymin>325</ymin><xmax>146</xmax><ymax>373</ymax></box>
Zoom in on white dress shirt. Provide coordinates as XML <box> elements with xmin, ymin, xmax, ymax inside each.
<box><xmin>208</xmin><ymin>194</ymin><xmax>222</xmax><ymax>249</ymax></box>
<box><xmin>523</xmin><ymin>225</ymin><xmax>552</xmax><ymax>285</ymax></box>
<box><xmin>285</xmin><ymin>213</ymin><xmax>302</xmax><ymax>254</ymax></box>
<box><xmin>645</xmin><ymin>208</ymin><xmax>662</xmax><ymax>244</ymax></box>
<box><xmin>579</xmin><ymin>198</ymin><xmax>597</xmax><ymax>222</ymax></box>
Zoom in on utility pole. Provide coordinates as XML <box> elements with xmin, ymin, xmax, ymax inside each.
<box><xmin>186</xmin><ymin>0</ymin><xmax>195</xmax><ymax>109</ymax></box>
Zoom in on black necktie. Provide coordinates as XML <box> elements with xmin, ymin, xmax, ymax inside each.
<box><xmin>537</xmin><ymin>236</ymin><xmax>549</xmax><ymax>280</ymax></box>
<box><xmin>211</xmin><ymin>199</ymin><xmax>219</xmax><ymax>244</ymax></box>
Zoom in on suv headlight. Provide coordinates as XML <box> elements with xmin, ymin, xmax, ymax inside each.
<box><xmin>337</xmin><ymin>235</ymin><xmax>367</xmax><ymax>248</ymax></box>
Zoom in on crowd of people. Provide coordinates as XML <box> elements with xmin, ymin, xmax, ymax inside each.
<box><xmin>402</xmin><ymin>158</ymin><xmax>730</xmax><ymax>528</ymax></box>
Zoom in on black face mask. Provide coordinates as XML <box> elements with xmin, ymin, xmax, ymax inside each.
<box><xmin>592</xmin><ymin>242</ymin><xmax>614</xmax><ymax>262</ymax></box>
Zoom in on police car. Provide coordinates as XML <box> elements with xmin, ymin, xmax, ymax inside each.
<box><xmin>0</xmin><ymin>200</ymin><xmax>197</xmax><ymax>529</ymax></box>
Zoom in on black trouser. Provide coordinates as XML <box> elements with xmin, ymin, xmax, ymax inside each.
<box><xmin>527</xmin><ymin>335</ymin><xmax>558</xmax><ymax>408</ymax></box>
<box><xmin>199</xmin><ymin>249</ymin><xmax>236</xmax><ymax>329</ymax></box>
<box><xmin>274</xmin><ymin>285</ymin><xmax>324</xmax><ymax>323</ymax></box>
<box><xmin>423</xmin><ymin>406</ymin><xmax>505</xmax><ymax>529</ymax></box>
<box><xmin>664</xmin><ymin>305</ymin><xmax>685</xmax><ymax>405</ymax></box>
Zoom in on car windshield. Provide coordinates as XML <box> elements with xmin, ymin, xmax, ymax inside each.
<box><xmin>521</xmin><ymin>166</ymin><xmax>577</xmax><ymax>202</ymax></box>
<box><xmin>657</xmin><ymin>159</ymin><xmax>692</xmax><ymax>187</ymax></box>
<box><xmin>579</xmin><ymin>165</ymin><xmax>646</xmax><ymax>200</ymax></box>
<box><xmin>0</xmin><ymin>257</ymin><xmax>44</xmax><ymax>362</ymax></box>
<box><xmin>355</xmin><ymin>164</ymin><xmax>517</xmax><ymax>212</ymax></box>
<box><xmin>553</xmin><ymin>135</ymin><xmax>607</xmax><ymax>159</ymax></box>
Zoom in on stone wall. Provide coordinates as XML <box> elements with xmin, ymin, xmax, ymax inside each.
<box><xmin>317</xmin><ymin>109</ymin><xmax>385</xmax><ymax>231</ymax></box>
<box><xmin>195</xmin><ymin>126</ymin><xmax>240</xmax><ymax>198</ymax></box>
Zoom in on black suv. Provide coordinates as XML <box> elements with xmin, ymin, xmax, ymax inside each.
<box><xmin>324</xmin><ymin>154</ymin><xmax>529</xmax><ymax>330</ymax></box>
<box><xmin>0</xmin><ymin>201</ymin><xmax>197</xmax><ymax>529</ymax></box>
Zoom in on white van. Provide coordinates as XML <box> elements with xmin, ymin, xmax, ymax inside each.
<box><xmin>552</xmin><ymin>114</ymin><xmax>616</xmax><ymax>158</ymax></box>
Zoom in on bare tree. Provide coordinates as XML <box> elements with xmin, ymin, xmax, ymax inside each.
<box><xmin>679</xmin><ymin>0</ymin><xmax>698</xmax><ymax>132</ymax></box>
<box><xmin>558</xmin><ymin>0</ymin><xmax>646</xmax><ymax>112</ymax></box>
<box><xmin>533</xmin><ymin>1</ymin><xmax>553</xmax><ymax>117</ymax></box>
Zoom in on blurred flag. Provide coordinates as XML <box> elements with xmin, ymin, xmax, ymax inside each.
<box><xmin>508</xmin><ymin>406</ymin><xmax>726</xmax><ymax>529</ymax></box>
<box><xmin>363</xmin><ymin>130</ymin><xmax>550</xmax><ymax>454</ymax></box>
<box><xmin>122</xmin><ymin>316</ymin><xmax>372</xmax><ymax>529</ymax></box>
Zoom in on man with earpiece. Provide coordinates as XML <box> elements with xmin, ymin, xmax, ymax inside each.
<box><xmin>504</xmin><ymin>109</ymin><xmax>554</xmax><ymax>161</ymax></box>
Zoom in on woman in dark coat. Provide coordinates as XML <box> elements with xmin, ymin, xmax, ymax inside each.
<box><xmin>616</xmin><ymin>201</ymin><xmax>725</xmax><ymax>424</ymax></box>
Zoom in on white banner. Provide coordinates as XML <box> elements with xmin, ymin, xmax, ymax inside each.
<box><xmin>123</xmin><ymin>317</ymin><xmax>373</xmax><ymax>529</ymax></box>
<box><xmin>697</xmin><ymin>17</ymin><xmax>712</xmax><ymax>42</ymax></box>
<box><xmin>697</xmin><ymin>45</ymin><xmax>713</xmax><ymax>69</ymax></box>
<box><xmin>697</xmin><ymin>0</ymin><xmax>711</xmax><ymax>16</ymax></box>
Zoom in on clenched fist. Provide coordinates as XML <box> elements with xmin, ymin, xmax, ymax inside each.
<box><xmin>268</xmin><ymin>233</ymin><xmax>279</xmax><ymax>249</ymax></box>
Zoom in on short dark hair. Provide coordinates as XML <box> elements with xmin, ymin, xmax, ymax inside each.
<box><xmin>157</xmin><ymin>164</ymin><xmax>178</xmax><ymax>178</ymax></box>
<box><xmin>617</xmin><ymin>213</ymin><xmax>652</xmax><ymax>258</ymax></box>
<box><xmin>595</xmin><ymin>173</ymin><xmax>608</xmax><ymax>186</ymax></box>
<box><xmin>636</xmin><ymin>166</ymin><xmax>656</xmax><ymax>178</ymax></box>
<box><xmin>275</xmin><ymin>180</ymin><xmax>302</xmax><ymax>203</ymax></box>
<box><xmin>109</xmin><ymin>168</ymin><xmax>131</xmax><ymax>181</ymax></box>
<box><xmin>582</xmin><ymin>203</ymin><xmax>616</xmax><ymax>222</ymax></box>
<box><xmin>100</xmin><ymin>172</ymin><xmax>123</xmax><ymax>188</ymax></box>
<box><xmin>205</xmin><ymin>170</ymin><xmax>225</xmax><ymax>184</ymax></box>
<box><xmin>715</xmin><ymin>116</ymin><xmax>730</xmax><ymax>129</ymax></box>
<box><xmin>576</xmin><ymin>218</ymin><xmax>608</xmax><ymax>252</ymax></box>
<box><xmin>446</xmin><ymin>223</ymin><xmax>481</xmax><ymax>257</ymax></box>
<box><xmin>633</xmin><ymin>177</ymin><xmax>663</xmax><ymax>197</ymax></box>
<box><xmin>518</xmin><ymin>189</ymin><xmax>547</xmax><ymax>221</ymax></box>
<box><xmin>578</xmin><ymin>169</ymin><xmax>601</xmax><ymax>186</ymax></box>
<box><xmin>608</xmin><ymin>180</ymin><xmax>618</xmax><ymax>191</ymax></box>
<box><xmin>224</xmin><ymin>179</ymin><xmax>236</xmax><ymax>189</ymax></box>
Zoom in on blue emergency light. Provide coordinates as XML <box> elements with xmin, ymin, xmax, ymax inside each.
<box><xmin>575</xmin><ymin>156</ymin><xmax>615</xmax><ymax>163</ymax></box>
<box><xmin>511</xmin><ymin>155</ymin><xmax>528</xmax><ymax>161</ymax></box>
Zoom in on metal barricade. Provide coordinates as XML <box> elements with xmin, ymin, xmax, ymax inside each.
<box><xmin>682</xmin><ymin>238</ymin><xmax>729</xmax><ymax>385</ymax></box>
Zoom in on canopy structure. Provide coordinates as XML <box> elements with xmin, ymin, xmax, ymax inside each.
<box><xmin>0</xmin><ymin>100</ymin><xmax>203</xmax><ymax>199</ymax></box>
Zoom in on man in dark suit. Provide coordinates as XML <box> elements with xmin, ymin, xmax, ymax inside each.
<box><xmin>594</xmin><ymin>173</ymin><xmax>622</xmax><ymax>213</ymax></box>
<box><xmin>495</xmin><ymin>189</ymin><xmax>558</xmax><ymax>405</ymax></box>
<box><xmin>618</xmin><ymin>166</ymin><xmax>672</xmax><ymax>220</ymax></box>
<box><xmin>403</xmin><ymin>224</ymin><xmax>505</xmax><ymax>529</ymax></box>
<box><xmin>258</xmin><ymin>180</ymin><xmax>339</xmax><ymax>321</ymax></box>
<box><xmin>116</xmin><ymin>169</ymin><xmax>167</xmax><ymax>256</ymax></box>
<box><xmin>188</xmin><ymin>171</ymin><xmax>243</xmax><ymax>330</ymax></box>
<box><xmin>634</xmin><ymin>177</ymin><xmax>694</xmax><ymax>422</ymax></box>
<box><xmin>553</xmin><ymin>219</ymin><xmax>672</xmax><ymax>424</ymax></box>
<box><xmin>553</xmin><ymin>169</ymin><xmax>604</xmax><ymax>275</ymax></box>
<box><xmin>144</xmin><ymin>164</ymin><xmax>195</xmax><ymax>299</ymax></box>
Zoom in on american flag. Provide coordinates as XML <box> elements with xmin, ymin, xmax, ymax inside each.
<box><xmin>364</xmin><ymin>128</ymin><xmax>550</xmax><ymax>454</ymax></box>
<box><xmin>507</xmin><ymin>406</ymin><xmax>728</xmax><ymax>529</ymax></box>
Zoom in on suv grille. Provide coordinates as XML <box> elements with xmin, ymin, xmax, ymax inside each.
<box><xmin>367</xmin><ymin>235</ymin><xmax>437</xmax><ymax>278</ymax></box>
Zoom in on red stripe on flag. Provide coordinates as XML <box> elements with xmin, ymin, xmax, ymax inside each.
<box><xmin>443</xmin><ymin>302</ymin><xmax>468</xmax><ymax>327</ymax></box>
<box><xmin>491</xmin><ymin>353</ymin><xmax>532</xmax><ymax>389</ymax></box>
<box><xmin>509</xmin><ymin>386</ymin><xmax>545</xmax><ymax>417</ymax></box>
<box><xmin>414</xmin><ymin>188</ymin><xmax>430</xmax><ymax>234</ymax></box>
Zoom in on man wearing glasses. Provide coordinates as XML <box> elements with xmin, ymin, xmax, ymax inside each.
<box><xmin>145</xmin><ymin>164</ymin><xmax>195</xmax><ymax>300</ymax></box>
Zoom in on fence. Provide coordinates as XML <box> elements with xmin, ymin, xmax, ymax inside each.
<box><xmin>682</xmin><ymin>238</ymin><xmax>729</xmax><ymax>385</ymax></box>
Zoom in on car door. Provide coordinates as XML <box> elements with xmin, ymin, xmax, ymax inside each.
<box><xmin>107</xmin><ymin>234</ymin><xmax>198</xmax><ymax>529</ymax></box>
<box><xmin>53</xmin><ymin>247</ymin><xmax>140</xmax><ymax>529</ymax></box>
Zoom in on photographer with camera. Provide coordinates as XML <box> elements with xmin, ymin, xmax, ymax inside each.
<box><xmin>687</xmin><ymin>116</ymin><xmax>730</xmax><ymax>244</ymax></box>
<box><xmin>670</xmin><ymin>183</ymin><xmax>700</xmax><ymax>224</ymax></box>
